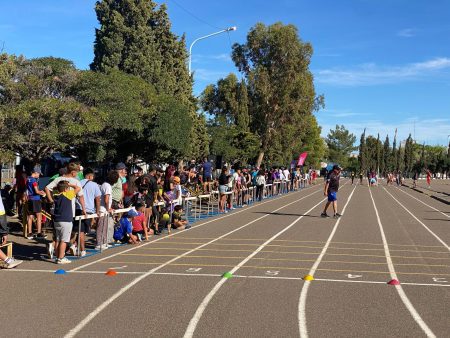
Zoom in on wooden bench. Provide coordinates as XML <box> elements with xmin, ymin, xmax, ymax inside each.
<box><xmin>0</xmin><ymin>242</ymin><xmax>13</xmax><ymax>257</ymax></box>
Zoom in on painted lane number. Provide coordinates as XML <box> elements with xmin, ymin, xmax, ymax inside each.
<box><xmin>265</xmin><ymin>271</ymin><xmax>280</xmax><ymax>276</ymax></box>
<box><xmin>432</xmin><ymin>277</ymin><xmax>448</xmax><ymax>283</ymax></box>
<box><xmin>186</xmin><ymin>268</ymin><xmax>202</xmax><ymax>273</ymax></box>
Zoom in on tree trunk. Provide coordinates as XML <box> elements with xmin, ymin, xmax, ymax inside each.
<box><xmin>256</xmin><ymin>151</ymin><xmax>264</xmax><ymax>169</ymax></box>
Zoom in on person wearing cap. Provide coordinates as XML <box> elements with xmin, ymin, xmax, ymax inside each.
<box><xmin>321</xmin><ymin>164</ymin><xmax>342</xmax><ymax>218</ymax></box>
<box><xmin>114</xmin><ymin>208</ymin><xmax>139</xmax><ymax>244</ymax></box>
<box><xmin>26</xmin><ymin>166</ymin><xmax>47</xmax><ymax>239</ymax></box>
<box><xmin>112</xmin><ymin>162</ymin><xmax>127</xmax><ymax>209</ymax></box>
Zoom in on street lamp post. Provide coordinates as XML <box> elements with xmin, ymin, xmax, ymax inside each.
<box><xmin>188</xmin><ymin>26</ymin><xmax>237</xmax><ymax>74</ymax></box>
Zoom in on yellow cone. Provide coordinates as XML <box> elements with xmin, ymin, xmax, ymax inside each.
<box><xmin>303</xmin><ymin>274</ymin><xmax>314</xmax><ymax>281</ymax></box>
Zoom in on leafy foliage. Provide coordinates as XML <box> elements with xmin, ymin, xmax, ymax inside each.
<box><xmin>325</xmin><ymin>125</ymin><xmax>356</xmax><ymax>168</ymax></box>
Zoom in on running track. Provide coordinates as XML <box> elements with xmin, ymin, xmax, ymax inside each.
<box><xmin>3</xmin><ymin>180</ymin><xmax>449</xmax><ymax>337</ymax></box>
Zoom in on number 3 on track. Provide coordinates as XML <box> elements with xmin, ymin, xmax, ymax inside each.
<box><xmin>265</xmin><ymin>270</ymin><xmax>279</xmax><ymax>276</ymax></box>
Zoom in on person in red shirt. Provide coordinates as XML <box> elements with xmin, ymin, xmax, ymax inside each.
<box><xmin>131</xmin><ymin>203</ymin><xmax>150</xmax><ymax>240</ymax></box>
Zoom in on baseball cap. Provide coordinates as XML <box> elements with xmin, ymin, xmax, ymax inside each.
<box><xmin>127</xmin><ymin>209</ymin><xmax>139</xmax><ymax>217</ymax></box>
<box><xmin>115</xmin><ymin>162</ymin><xmax>126</xmax><ymax>170</ymax></box>
<box><xmin>173</xmin><ymin>176</ymin><xmax>180</xmax><ymax>184</ymax></box>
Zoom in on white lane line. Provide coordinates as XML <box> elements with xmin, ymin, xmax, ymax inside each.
<box><xmin>370</xmin><ymin>188</ymin><xmax>436</xmax><ymax>338</ymax></box>
<box><xmin>395</xmin><ymin>186</ymin><xmax>450</xmax><ymax>219</ymax></box>
<box><xmin>64</xmin><ymin>186</ymin><xmax>324</xmax><ymax>338</ymax></box>
<box><xmin>70</xmin><ymin>185</ymin><xmax>317</xmax><ymax>272</ymax></box>
<box><xmin>298</xmin><ymin>186</ymin><xmax>356</xmax><ymax>338</ymax></box>
<box><xmin>383</xmin><ymin>187</ymin><xmax>449</xmax><ymax>252</ymax></box>
<box><xmin>7</xmin><ymin>269</ymin><xmax>450</xmax><ymax>288</ymax></box>
<box><xmin>182</xmin><ymin>187</ymin><xmax>339</xmax><ymax>338</ymax></box>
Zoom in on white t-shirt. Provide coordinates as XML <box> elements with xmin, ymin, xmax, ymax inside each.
<box><xmin>100</xmin><ymin>182</ymin><xmax>112</xmax><ymax>212</ymax></box>
<box><xmin>283</xmin><ymin>169</ymin><xmax>290</xmax><ymax>181</ymax></box>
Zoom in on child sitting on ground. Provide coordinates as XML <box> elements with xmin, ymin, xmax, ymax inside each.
<box><xmin>159</xmin><ymin>207</ymin><xmax>171</xmax><ymax>234</ymax></box>
<box><xmin>171</xmin><ymin>205</ymin><xmax>191</xmax><ymax>230</ymax></box>
<box><xmin>114</xmin><ymin>209</ymin><xmax>139</xmax><ymax>244</ymax></box>
<box><xmin>132</xmin><ymin>202</ymin><xmax>151</xmax><ymax>241</ymax></box>
<box><xmin>53</xmin><ymin>180</ymin><xmax>80</xmax><ymax>264</ymax></box>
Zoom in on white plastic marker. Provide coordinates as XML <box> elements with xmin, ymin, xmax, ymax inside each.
<box><xmin>183</xmin><ymin>189</ymin><xmax>335</xmax><ymax>338</ymax></box>
<box><xmin>298</xmin><ymin>186</ymin><xmax>356</xmax><ymax>338</ymax></box>
<box><xmin>369</xmin><ymin>188</ymin><xmax>436</xmax><ymax>338</ymax></box>
<box><xmin>383</xmin><ymin>187</ymin><xmax>449</xmax><ymax>252</ymax></box>
<box><xmin>70</xmin><ymin>184</ymin><xmax>318</xmax><ymax>272</ymax></box>
<box><xmin>395</xmin><ymin>186</ymin><xmax>450</xmax><ymax>219</ymax></box>
<box><xmin>65</xmin><ymin>185</ymin><xmax>325</xmax><ymax>338</ymax></box>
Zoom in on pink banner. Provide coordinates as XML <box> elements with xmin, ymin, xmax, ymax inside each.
<box><xmin>297</xmin><ymin>152</ymin><xmax>308</xmax><ymax>166</ymax></box>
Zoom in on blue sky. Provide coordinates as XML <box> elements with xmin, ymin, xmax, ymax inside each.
<box><xmin>1</xmin><ymin>0</ymin><xmax>449</xmax><ymax>146</ymax></box>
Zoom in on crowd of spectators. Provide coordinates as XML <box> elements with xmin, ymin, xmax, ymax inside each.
<box><xmin>1</xmin><ymin>158</ymin><xmax>317</xmax><ymax>266</ymax></box>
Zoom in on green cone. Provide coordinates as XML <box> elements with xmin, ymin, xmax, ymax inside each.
<box><xmin>222</xmin><ymin>272</ymin><xmax>233</xmax><ymax>279</ymax></box>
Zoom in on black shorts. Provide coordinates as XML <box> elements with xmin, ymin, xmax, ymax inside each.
<box><xmin>203</xmin><ymin>175</ymin><xmax>212</xmax><ymax>183</ymax></box>
<box><xmin>27</xmin><ymin>200</ymin><xmax>42</xmax><ymax>214</ymax></box>
<box><xmin>132</xmin><ymin>230</ymin><xmax>145</xmax><ymax>236</ymax></box>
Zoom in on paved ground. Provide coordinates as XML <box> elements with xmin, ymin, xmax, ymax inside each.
<box><xmin>2</xmin><ymin>179</ymin><xmax>449</xmax><ymax>338</ymax></box>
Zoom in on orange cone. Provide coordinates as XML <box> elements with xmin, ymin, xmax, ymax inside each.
<box><xmin>105</xmin><ymin>269</ymin><xmax>118</xmax><ymax>276</ymax></box>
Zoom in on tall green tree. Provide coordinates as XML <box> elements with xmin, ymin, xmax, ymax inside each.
<box><xmin>231</xmin><ymin>22</ymin><xmax>324</xmax><ymax>167</ymax></box>
<box><xmin>391</xmin><ymin>128</ymin><xmax>398</xmax><ymax>171</ymax></box>
<box><xmin>383</xmin><ymin>135</ymin><xmax>391</xmax><ymax>174</ymax></box>
<box><xmin>201</xmin><ymin>74</ymin><xmax>259</xmax><ymax>163</ymax></box>
<box><xmin>325</xmin><ymin>125</ymin><xmax>356</xmax><ymax>168</ymax></box>
<box><xmin>358</xmin><ymin>128</ymin><xmax>367</xmax><ymax>172</ymax></box>
<box><xmin>404</xmin><ymin>134</ymin><xmax>414</xmax><ymax>176</ymax></box>
<box><xmin>91</xmin><ymin>0</ymin><xmax>191</xmax><ymax>100</ymax></box>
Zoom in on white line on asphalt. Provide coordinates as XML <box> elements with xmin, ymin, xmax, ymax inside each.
<box><xmin>70</xmin><ymin>185</ymin><xmax>317</xmax><ymax>272</ymax></box>
<box><xmin>370</xmin><ymin>188</ymin><xmax>436</xmax><ymax>338</ymax></box>
<box><xmin>64</xmin><ymin>185</ymin><xmax>324</xmax><ymax>338</ymax></box>
<box><xmin>383</xmin><ymin>187</ymin><xmax>449</xmax><ymax>251</ymax></box>
<box><xmin>7</xmin><ymin>269</ymin><xmax>450</xmax><ymax>287</ymax></box>
<box><xmin>395</xmin><ymin>186</ymin><xmax>450</xmax><ymax>219</ymax></box>
<box><xmin>183</xmin><ymin>193</ymin><xmax>331</xmax><ymax>338</ymax></box>
<box><xmin>298</xmin><ymin>186</ymin><xmax>356</xmax><ymax>338</ymax></box>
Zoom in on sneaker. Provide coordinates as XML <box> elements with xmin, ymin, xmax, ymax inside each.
<box><xmin>36</xmin><ymin>232</ymin><xmax>48</xmax><ymax>239</ymax></box>
<box><xmin>101</xmin><ymin>244</ymin><xmax>111</xmax><ymax>249</ymax></box>
<box><xmin>80</xmin><ymin>250</ymin><xmax>86</xmax><ymax>257</ymax></box>
<box><xmin>321</xmin><ymin>212</ymin><xmax>330</xmax><ymax>218</ymax></box>
<box><xmin>5</xmin><ymin>258</ymin><xmax>23</xmax><ymax>269</ymax></box>
<box><xmin>154</xmin><ymin>230</ymin><xmax>161</xmax><ymax>236</ymax></box>
<box><xmin>57</xmin><ymin>257</ymin><xmax>71</xmax><ymax>264</ymax></box>
<box><xmin>47</xmin><ymin>242</ymin><xmax>54</xmax><ymax>259</ymax></box>
<box><xmin>333</xmin><ymin>213</ymin><xmax>342</xmax><ymax>218</ymax></box>
<box><xmin>69</xmin><ymin>244</ymin><xmax>77</xmax><ymax>256</ymax></box>
<box><xmin>26</xmin><ymin>233</ymin><xmax>35</xmax><ymax>240</ymax></box>
<box><xmin>95</xmin><ymin>245</ymin><xmax>101</xmax><ymax>250</ymax></box>
<box><xmin>185</xmin><ymin>225</ymin><xmax>192</xmax><ymax>229</ymax></box>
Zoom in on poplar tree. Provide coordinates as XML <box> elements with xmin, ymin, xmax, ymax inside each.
<box><xmin>383</xmin><ymin>135</ymin><xmax>390</xmax><ymax>174</ymax></box>
<box><xmin>358</xmin><ymin>128</ymin><xmax>367</xmax><ymax>172</ymax></box>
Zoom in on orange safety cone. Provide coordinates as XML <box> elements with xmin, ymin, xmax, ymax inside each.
<box><xmin>105</xmin><ymin>269</ymin><xmax>118</xmax><ymax>276</ymax></box>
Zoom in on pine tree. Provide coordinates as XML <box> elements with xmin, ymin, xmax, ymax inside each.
<box><xmin>91</xmin><ymin>0</ymin><xmax>191</xmax><ymax>100</ymax></box>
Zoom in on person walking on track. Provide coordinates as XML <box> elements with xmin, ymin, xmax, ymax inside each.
<box><xmin>321</xmin><ymin>164</ymin><xmax>342</xmax><ymax>218</ymax></box>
